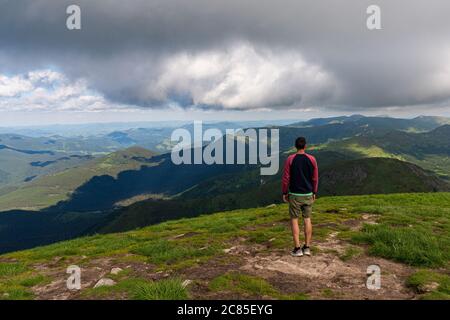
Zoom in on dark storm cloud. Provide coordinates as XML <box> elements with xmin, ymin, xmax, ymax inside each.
<box><xmin>0</xmin><ymin>0</ymin><xmax>449</xmax><ymax>111</ymax></box>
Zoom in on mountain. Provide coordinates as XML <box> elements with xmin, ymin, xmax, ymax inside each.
<box><xmin>2</xmin><ymin>123</ymin><xmax>447</xmax><ymax>215</ymax></box>
<box><xmin>0</xmin><ymin>147</ymin><xmax>159</xmax><ymax>211</ymax></box>
<box><xmin>0</xmin><ymin>210</ymin><xmax>111</xmax><ymax>254</ymax></box>
<box><xmin>49</xmin><ymin>153</ymin><xmax>255</xmax><ymax>213</ymax></box>
<box><xmin>1</xmin><ymin>192</ymin><xmax>449</xmax><ymax>300</ymax></box>
<box><xmin>317</xmin><ymin>124</ymin><xmax>450</xmax><ymax>180</ymax></box>
<box><xmin>318</xmin><ymin>158</ymin><xmax>449</xmax><ymax>196</ymax></box>
<box><xmin>289</xmin><ymin>115</ymin><xmax>450</xmax><ymax>132</ymax></box>
<box><xmin>99</xmin><ymin>156</ymin><xmax>449</xmax><ymax>234</ymax></box>
<box><xmin>0</xmin><ymin>138</ymin><xmax>94</xmax><ymax>193</ymax></box>
<box><xmin>0</xmin><ymin>116</ymin><xmax>449</xmax><ymax>255</ymax></box>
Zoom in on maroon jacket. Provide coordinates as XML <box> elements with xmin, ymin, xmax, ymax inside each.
<box><xmin>282</xmin><ymin>153</ymin><xmax>318</xmax><ymax>195</ymax></box>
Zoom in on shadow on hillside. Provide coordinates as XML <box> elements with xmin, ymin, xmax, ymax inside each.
<box><xmin>0</xmin><ymin>152</ymin><xmax>259</xmax><ymax>254</ymax></box>
<box><xmin>0</xmin><ymin>209</ymin><xmax>111</xmax><ymax>254</ymax></box>
<box><xmin>46</xmin><ymin>153</ymin><xmax>256</xmax><ymax>213</ymax></box>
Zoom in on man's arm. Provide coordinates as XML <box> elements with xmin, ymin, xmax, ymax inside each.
<box><xmin>311</xmin><ymin>156</ymin><xmax>319</xmax><ymax>195</ymax></box>
<box><xmin>281</xmin><ymin>156</ymin><xmax>292</xmax><ymax>196</ymax></box>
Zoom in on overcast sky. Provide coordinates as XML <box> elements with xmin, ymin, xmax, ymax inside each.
<box><xmin>0</xmin><ymin>0</ymin><xmax>449</xmax><ymax>125</ymax></box>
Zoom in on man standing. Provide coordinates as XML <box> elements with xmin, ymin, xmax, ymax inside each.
<box><xmin>282</xmin><ymin>137</ymin><xmax>318</xmax><ymax>257</ymax></box>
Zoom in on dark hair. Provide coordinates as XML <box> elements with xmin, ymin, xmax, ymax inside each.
<box><xmin>295</xmin><ymin>137</ymin><xmax>307</xmax><ymax>150</ymax></box>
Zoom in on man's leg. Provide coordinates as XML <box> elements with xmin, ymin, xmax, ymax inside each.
<box><xmin>290</xmin><ymin>218</ymin><xmax>301</xmax><ymax>248</ymax></box>
<box><xmin>303</xmin><ymin>217</ymin><xmax>312</xmax><ymax>247</ymax></box>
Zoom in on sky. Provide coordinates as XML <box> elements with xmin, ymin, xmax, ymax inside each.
<box><xmin>0</xmin><ymin>0</ymin><xmax>449</xmax><ymax>125</ymax></box>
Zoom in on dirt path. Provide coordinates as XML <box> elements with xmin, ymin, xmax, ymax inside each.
<box><xmin>239</xmin><ymin>242</ymin><xmax>415</xmax><ymax>299</ymax></box>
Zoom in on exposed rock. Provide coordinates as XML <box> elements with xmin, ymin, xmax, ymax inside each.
<box><xmin>110</xmin><ymin>267</ymin><xmax>123</xmax><ymax>275</ymax></box>
<box><xmin>223</xmin><ymin>246</ymin><xmax>237</xmax><ymax>253</ymax></box>
<box><xmin>419</xmin><ymin>282</ymin><xmax>439</xmax><ymax>293</ymax></box>
<box><xmin>182</xmin><ymin>280</ymin><xmax>193</xmax><ymax>288</ymax></box>
<box><xmin>94</xmin><ymin>278</ymin><xmax>116</xmax><ymax>288</ymax></box>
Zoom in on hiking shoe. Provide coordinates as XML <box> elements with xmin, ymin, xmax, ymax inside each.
<box><xmin>291</xmin><ymin>247</ymin><xmax>303</xmax><ymax>257</ymax></box>
<box><xmin>302</xmin><ymin>245</ymin><xmax>311</xmax><ymax>256</ymax></box>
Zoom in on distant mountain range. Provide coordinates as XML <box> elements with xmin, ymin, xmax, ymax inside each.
<box><xmin>0</xmin><ymin>115</ymin><xmax>449</xmax><ymax>253</ymax></box>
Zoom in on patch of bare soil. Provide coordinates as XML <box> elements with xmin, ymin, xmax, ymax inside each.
<box><xmin>239</xmin><ymin>219</ymin><xmax>415</xmax><ymax>300</ymax></box>
<box><xmin>191</xmin><ymin>215</ymin><xmax>415</xmax><ymax>300</ymax></box>
<box><xmin>31</xmin><ymin>256</ymin><xmax>158</xmax><ymax>300</ymax></box>
<box><xmin>241</xmin><ymin>251</ymin><xmax>415</xmax><ymax>299</ymax></box>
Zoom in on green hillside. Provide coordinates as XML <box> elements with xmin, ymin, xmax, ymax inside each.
<box><xmin>0</xmin><ymin>147</ymin><xmax>159</xmax><ymax>211</ymax></box>
<box><xmin>98</xmin><ymin>156</ymin><xmax>449</xmax><ymax>235</ymax></box>
<box><xmin>319</xmin><ymin>158</ymin><xmax>449</xmax><ymax>195</ymax></box>
<box><xmin>1</xmin><ymin>193</ymin><xmax>449</xmax><ymax>300</ymax></box>
<box><xmin>317</xmin><ymin>125</ymin><xmax>450</xmax><ymax>180</ymax></box>
<box><xmin>289</xmin><ymin>115</ymin><xmax>450</xmax><ymax>132</ymax></box>
<box><xmin>1</xmin><ymin>119</ymin><xmax>449</xmax><ymax>212</ymax></box>
<box><xmin>0</xmin><ymin>147</ymin><xmax>93</xmax><ymax>191</ymax></box>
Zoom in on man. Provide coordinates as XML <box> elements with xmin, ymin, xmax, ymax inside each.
<box><xmin>282</xmin><ymin>137</ymin><xmax>318</xmax><ymax>257</ymax></box>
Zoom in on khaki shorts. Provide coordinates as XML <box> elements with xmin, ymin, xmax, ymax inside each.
<box><xmin>289</xmin><ymin>194</ymin><xmax>313</xmax><ymax>218</ymax></box>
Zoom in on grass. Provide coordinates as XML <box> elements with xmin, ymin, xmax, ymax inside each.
<box><xmin>1</xmin><ymin>192</ymin><xmax>449</xmax><ymax>300</ymax></box>
<box><xmin>321</xmin><ymin>288</ymin><xmax>342</xmax><ymax>298</ymax></box>
<box><xmin>406</xmin><ymin>270</ymin><xmax>450</xmax><ymax>299</ymax></box>
<box><xmin>339</xmin><ymin>246</ymin><xmax>363</xmax><ymax>261</ymax></box>
<box><xmin>0</xmin><ymin>262</ymin><xmax>48</xmax><ymax>300</ymax></box>
<box><xmin>131</xmin><ymin>239</ymin><xmax>218</xmax><ymax>265</ymax></box>
<box><xmin>348</xmin><ymin>193</ymin><xmax>450</xmax><ymax>267</ymax></box>
<box><xmin>0</xmin><ymin>263</ymin><xmax>27</xmax><ymax>277</ymax></box>
<box><xmin>133</xmin><ymin>278</ymin><xmax>188</xmax><ymax>300</ymax></box>
<box><xmin>353</xmin><ymin>225</ymin><xmax>448</xmax><ymax>267</ymax></box>
<box><xmin>209</xmin><ymin>272</ymin><xmax>308</xmax><ymax>300</ymax></box>
<box><xmin>84</xmin><ymin>278</ymin><xmax>188</xmax><ymax>300</ymax></box>
<box><xmin>19</xmin><ymin>275</ymin><xmax>48</xmax><ymax>287</ymax></box>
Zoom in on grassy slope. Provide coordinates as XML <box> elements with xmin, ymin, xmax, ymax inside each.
<box><xmin>318</xmin><ymin>157</ymin><xmax>450</xmax><ymax>196</ymax></box>
<box><xmin>316</xmin><ymin>125</ymin><xmax>450</xmax><ymax>180</ymax></box>
<box><xmin>1</xmin><ymin>192</ymin><xmax>449</xmax><ymax>300</ymax></box>
<box><xmin>0</xmin><ymin>148</ymin><xmax>93</xmax><ymax>190</ymax></box>
<box><xmin>0</xmin><ymin>147</ymin><xmax>158</xmax><ymax>211</ymax></box>
<box><xmin>102</xmin><ymin>157</ymin><xmax>449</xmax><ymax>235</ymax></box>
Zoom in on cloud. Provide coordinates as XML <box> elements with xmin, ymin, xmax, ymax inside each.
<box><xmin>0</xmin><ymin>74</ymin><xmax>33</xmax><ymax>97</ymax></box>
<box><xmin>0</xmin><ymin>70</ymin><xmax>130</xmax><ymax>112</ymax></box>
<box><xmin>0</xmin><ymin>0</ymin><xmax>449</xmax><ymax>112</ymax></box>
<box><xmin>145</xmin><ymin>43</ymin><xmax>338</xmax><ymax>109</ymax></box>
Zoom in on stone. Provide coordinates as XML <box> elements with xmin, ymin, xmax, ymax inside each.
<box><xmin>223</xmin><ymin>246</ymin><xmax>236</xmax><ymax>253</ymax></box>
<box><xmin>94</xmin><ymin>278</ymin><xmax>116</xmax><ymax>288</ymax></box>
<box><xmin>182</xmin><ymin>280</ymin><xmax>193</xmax><ymax>288</ymax></box>
<box><xmin>110</xmin><ymin>267</ymin><xmax>123</xmax><ymax>275</ymax></box>
<box><xmin>419</xmin><ymin>282</ymin><xmax>439</xmax><ymax>293</ymax></box>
